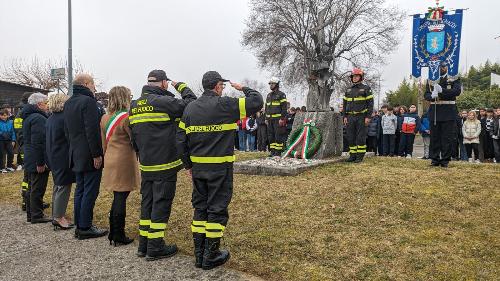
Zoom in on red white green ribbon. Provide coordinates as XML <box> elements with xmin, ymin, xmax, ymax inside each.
<box><xmin>105</xmin><ymin>110</ymin><xmax>128</xmax><ymax>143</ymax></box>
<box><xmin>283</xmin><ymin>119</ymin><xmax>313</xmax><ymax>160</ymax></box>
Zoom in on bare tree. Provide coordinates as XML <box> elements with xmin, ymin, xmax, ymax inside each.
<box><xmin>0</xmin><ymin>56</ymin><xmax>89</xmax><ymax>93</ymax></box>
<box><xmin>242</xmin><ymin>0</ymin><xmax>404</xmax><ymax>111</ymax></box>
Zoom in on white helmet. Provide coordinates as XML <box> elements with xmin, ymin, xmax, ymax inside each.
<box><xmin>269</xmin><ymin>77</ymin><xmax>280</xmax><ymax>84</ymax></box>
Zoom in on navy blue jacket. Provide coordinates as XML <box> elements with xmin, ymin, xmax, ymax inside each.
<box><xmin>22</xmin><ymin>104</ymin><xmax>48</xmax><ymax>173</ymax></box>
<box><xmin>63</xmin><ymin>85</ymin><xmax>104</xmax><ymax>173</ymax></box>
<box><xmin>46</xmin><ymin>112</ymin><xmax>75</xmax><ymax>185</ymax></box>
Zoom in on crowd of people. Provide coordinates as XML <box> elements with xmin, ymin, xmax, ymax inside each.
<box><xmin>3</xmin><ymin>70</ymin><xmax>264</xmax><ymax>270</ymax></box>
<box><xmin>347</xmin><ymin>105</ymin><xmax>500</xmax><ymax>163</ymax></box>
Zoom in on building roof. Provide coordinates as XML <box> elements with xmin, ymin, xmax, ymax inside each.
<box><xmin>0</xmin><ymin>80</ymin><xmax>50</xmax><ymax>93</ymax></box>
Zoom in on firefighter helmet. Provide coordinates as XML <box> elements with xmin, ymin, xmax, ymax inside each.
<box><xmin>269</xmin><ymin>77</ymin><xmax>280</xmax><ymax>84</ymax></box>
<box><xmin>350</xmin><ymin>68</ymin><xmax>364</xmax><ymax>82</ymax></box>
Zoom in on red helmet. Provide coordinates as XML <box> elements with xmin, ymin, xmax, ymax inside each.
<box><xmin>351</xmin><ymin>68</ymin><xmax>364</xmax><ymax>76</ymax></box>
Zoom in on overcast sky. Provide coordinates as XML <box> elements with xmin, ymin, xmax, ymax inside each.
<box><xmin>1</xmin><ymin>0</ymin><xmax>498</xmax><ymax>106</ymax></box>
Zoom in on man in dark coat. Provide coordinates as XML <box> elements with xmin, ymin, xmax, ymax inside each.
<box><xmin>63</xmin><ymin>73</ymin><xmax>107</xmax><ymax>239</ymax></box>
<box><xmin>22</xmin><ymin>93</ymin><xmax>51</xmax><ymax>223</ymax></box>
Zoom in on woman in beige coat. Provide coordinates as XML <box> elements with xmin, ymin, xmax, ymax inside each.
<box><xmin>462</xmin><ymin>110</ymin><xmax>482</xmax><ymax>163</ymax></box>
<box><xmin>100</xmin><ymin>86</ymin><xmax>140</xmax><ymax>246</ymax></box>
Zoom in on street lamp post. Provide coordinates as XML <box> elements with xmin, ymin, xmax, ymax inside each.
<box><xmin>68</xmin><ymin>0</ymin><xmax>73</xmax><ymax>96</ymax></box>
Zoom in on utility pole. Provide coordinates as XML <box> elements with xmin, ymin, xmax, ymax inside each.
<box><xmin>68</xmin><ymin>0</ymin><xmax>73</xmax><ymax>96</ymax></box>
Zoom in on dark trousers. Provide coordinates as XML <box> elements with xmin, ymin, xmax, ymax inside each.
<box><xmin>382</xmin><ymin>134</ymin><xmax>396</xmax><ymax>156</ymax></box>
<box><xmin>493</xmin><ymin>139</ymin><xmax>500</xmax><ymax>163</ymax></box>
<box><xmin>465</xmin><ymin>143</ymin><xmax>479</xmax><ymax>160</ymax></box>
<box><xmin>267</xmin><ymin>119</ymin><xmax>286</xmax><ymax>155</ymax></box>
<box><xmin>74</xmin><ymin>169</ymin><xmax>102</xmax><ymax>229</ymax></box>
<box><xmin>111</xmin><ymin>191</ymin><xmax>130</xmax><ymax>217</ymax></box>
<box><xmin>367</xmin><ymin>136</ymin><xmax>378</xmax><ymax>154</ymax></box>
<box><xmin>191</xmin><ymin>167</ymin><xmax>233</xmax><ymax>238</ymax></box>
<box><xmin>257</xmin><ymin>126</ymin><xmax>268</xmax><ymax>151</ymax></box>
<box><xmin>399</xmin><ymin>133</ymin><xmax>416</xmax><ymax>156</ymax></box>
<box><xmin>21</xmin><ymin>170</ymin><xmax>29</xmax><ymax>207</ymax></box>
<box><xmin>0</xmin><ymin>141</ymin><xmax>14</xmax><ymax>169</ymax></box>
<box><xmin>346</xmin><ymin>115</ymin><xmax>367</xmax><ymax>155</ymax></box>
<box><xmin>26</xmin><ymin>171</ymin><xmax>49</xmax><ymax>220</ymax></box>
<box><xmin>430</xmin><ymin>120</ymin><xmax>457</xmax><ymax>165</ymax></box>
<box><xmin>139</xmin><ymin>175</ymin><xmax>177</xmax><ymax>244</ymax></box>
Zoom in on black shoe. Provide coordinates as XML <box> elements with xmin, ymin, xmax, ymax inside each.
<box><xmin>52</xmin><ymin>220</ymin><xmax>74</xmax><ymax>231</ymax></box>
<box><xmin>440</xmin><ymin>162</ymin><xmax>449</xmax><ymax>168</ymax></box>
<box><xmin>137</xmin><ymin>236</ymin><xmax>148</xmax><ymax>257</ymax></box>
<box><xmin>354</xmin><ymin>153</ymin><xmax>365</xmax><ymax>163</ymax></box>
<box><xmin>202</xmin><ymin>238</ymin><xmax>230</xmax><ymax>270</ymax></box>
<box><xmin>345</xmin><ymin>154</ymin><xmax>357</xmax><ymax>162</ymax></box>
<box><xmin>78</xmin><ymin>226</ymin><xmax>108</xmax><ymax>240</ymax></box>
<box><xmin>110</xmin><ymin>214</ymin><xmax>134</xmax><ymax>246</ymax></box>
<box><xmin>31</xmin><ymin>216</ymin><xmax>52</xmax><ymax>224</ymax></box>
<box><xmin>193</xmin><ymin>233</ymin><xmax>206</xmax><ymax>268</ymax></box>
<box><xmin>146</xmin><ymin>238</ymin><xmax>178</xmax><ymax>261</ymax></box>
<box><xmin>430</xmin><ymin>161</ymin><xmax>440</xmax><ymax>167</ymax></box>
<box><xmin>42</xmin><ymin>202</ymin><xmax>50</xmax><ymax>210</ymax></box>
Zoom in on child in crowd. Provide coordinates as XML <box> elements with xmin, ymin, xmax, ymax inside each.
<box><xmin>419</xmin><ymin>111</ymin><xmax>431</xmax><ymax>159</ymax></box>
<box><xmin>0</xmin><ymin>108</ymin><xmax>16</xmax><ymax>173</ymax></box>
<box><xmin>484</xmin><ymin>109</ymin><xmax>495</xmax><ymax>161</ymax></box>
<box><xmin>462</xmin><ymin>110</ymin><xmax>482</xmax><ymax>163</ymax></box>
<box><xmin>381</xmin><ymin>106</ymin><xmax>397</xmax><ymax>156</ymax></box>
<box><xmin>399</xmin><ymin>104</ymin><xmax>420</xmax><ymax>158</ymax></box>
<box><xmin>245</xmin><ymin>114</ymin><xmax>258</xmax><ymax>152</ymax></box>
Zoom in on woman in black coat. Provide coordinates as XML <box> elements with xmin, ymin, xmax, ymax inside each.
<box><xmin>22</xmin><ymin>93</ymin><xmax>51</xmax><ymax>224</ymax></box>
<box><xmin>46</xmin><ymin>93</ymin><xmax>75</xmax><ymax>230</ymax></box>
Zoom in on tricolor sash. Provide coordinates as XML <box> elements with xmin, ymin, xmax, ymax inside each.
<box><xmin>105</xmin><ymin>111</ymin><xmax>128</xmax><ymax>143</ymax></box>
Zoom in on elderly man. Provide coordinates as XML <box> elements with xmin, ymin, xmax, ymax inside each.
<box><xmin>22</xmin><ymin>93</ymin><xmax>51</xmax><ymax>223</ymax></box>
<box><xmin>64</xmin><ymin>74</ymin><xmax>107</xmax><ymax>239</ymax></box>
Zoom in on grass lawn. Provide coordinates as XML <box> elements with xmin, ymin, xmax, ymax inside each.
<box><xmin>1</xmin><ymin>153</ymin><xmax>499</xmax><ymax>280</ymax></box>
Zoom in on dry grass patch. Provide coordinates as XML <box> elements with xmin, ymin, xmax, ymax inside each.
<box><xmin>1</xmin><ymin>156</ymin><xmax>498</xmax><ymax>280</ymax></box>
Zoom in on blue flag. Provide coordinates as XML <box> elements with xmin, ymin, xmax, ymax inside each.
<box><xmin>412</xmin><ymin>9</ymin><xmax>463</xmax><ymax>81</ymax></box>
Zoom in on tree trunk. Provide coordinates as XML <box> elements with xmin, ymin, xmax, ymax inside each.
<box><xmin>306</xmin><ymin>79</ymin><xmax>333</xmax><ymax>111</ymax></box>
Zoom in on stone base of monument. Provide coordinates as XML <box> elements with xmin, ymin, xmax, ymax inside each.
<box><xmin>289</xmin><ymin>111</ymin><xmax>343</xmax><ymax>159</ymax></box>
<box><xmin>234</xmin><ymin>153</ymin><xmax>374</xmax><ymax>176</ymax></box>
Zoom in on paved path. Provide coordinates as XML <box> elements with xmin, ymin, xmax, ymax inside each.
<box><xmin>0</xmin><ymin>205</ymin><xmax>262</xmax><ymax>281</ymax></box>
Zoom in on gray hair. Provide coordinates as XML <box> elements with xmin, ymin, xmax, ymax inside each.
<box><xmin>28</xmin><ymin>92</ymin><xmax>48</xmax><ymax>105</ymax></box>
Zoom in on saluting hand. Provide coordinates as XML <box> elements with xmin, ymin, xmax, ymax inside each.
<box><xmin>170</xmin><ymin>81</ymin><xmax>178</xmax><ymax>88</ymax></box>
<box><xmin>231</xmin><ymin>82</ymin><xmax>244</xmax><ymax>91</ymax></box>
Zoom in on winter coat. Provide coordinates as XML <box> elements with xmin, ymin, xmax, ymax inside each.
<box><xmin>0</xmin><ymin>119</ymin><xmax>16</xmax><ymax>141</ymax></box>
<box><xmin>100</xmin><ymin>113</ymin><xmax>140</xmax><ymax>192</ymax></box>
<box><xmin>46</xmin><ymin>112</ymin><xmax>75</xmax><ymax>186</ymax></box>
<box><xmin>63</xmin><ymin>85</ymin><xmax>104</xmax><ymax>173</ymax></box>
<box><xmin>381</xmin><ymin>114</ymin><xmax>398</xmax><ymax>135</ymax></box>
<box><xmin>419</xmin><ymin>113</ymin><xmax>431</xmax><ymax>137</ymax></box>
<box><xmin>424</xmin><ymin>76</ymin><xmax>461</xmax><ymax>122</ymax></box>
<box><xmin>492</xmin><ymin>117</ymin><xmax>500</xmax><ymax>140</ymax></box>
<box><xmin>462</xmin><ymin>119</ymin><xmax>481</xmax><ymax>144</ymax></box>
<box><xmin>400</xmin><ymin>112</ymin><xmax>421</xmax><ymax>134</ymax></box>
<box><xmin>367</xmin><ymin>115</ymin><xmax>380</xmax><ymax>137</ymax></box>
<box><xmin>286</xmin><ymin>112</ymin><xmax>295</xmax><ymax>131</ymax></box>
<box><xmin>22</xmin><ymin>104</ymin><xmax>48</xmax><ymax>173</ymax></box>
<box><xmin>246</xmin><ymin>117</ymin><xmax>258</xmax><ymax>134</ymax></box>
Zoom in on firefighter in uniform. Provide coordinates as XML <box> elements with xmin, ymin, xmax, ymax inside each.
<box><xmin>14</xmin><ymin>93</ymin><xmax>31</xmax><ymax>211</ymax></box>
<box><xmin>178</xmin><ymin>71</ymin><xmax>263</xmax><ymax>270</ymax></box>
<box><xmin>129</xmin><ymin>70</ymin><xmax>197</xmax><ymax>261</ymax></box>
<box><xmin>265</xmin><ymin>77</ymin><xmax>287</xmax><ymax>156</ymax></box>
<box><xmin>424</xmin><ymin>62</ymin><xmax>462</xmax><ymax>168</ymax></box>
<box><xmin>342</xmin><ymin>68</ymin><xmax>374</xmax><ymax>163</ymax></box>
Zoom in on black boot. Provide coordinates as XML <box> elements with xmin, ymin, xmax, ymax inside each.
<box><xmin>137</xmin><ymin>236</ymin><xmax>148</xmax><ymax>257</ymax></box>
<box><xmin>111</xmin><ymin>214</ymin><xmax>134</xmax><ymax>246</ymax></box>
<box><xmin>345</xmin><ymin>154</ymin><xmax>357</xmax><ymax>162</ymax></box>
<box><xmin>193</xmin><ymin>233</ymin><xmax>206</xmax><ymax>268</ymax></box>
<box><xmin>108</xmin><ymin>211</ymin><xmax>114</xmax><ymax>245</ymax></box>
<box><xmin>354</xmin><ymin>153</ymin><xmax>365</xmax><ymax>163</ymax></box>
<box><xmin>145</xmin><ymin>238</ymin><xmax>178</xmax><ymax>261</ymax></box>
<box><xmin>202</xmin><ymin>238</ymin><xmax>230</xmax><ymax>270</ymax></box>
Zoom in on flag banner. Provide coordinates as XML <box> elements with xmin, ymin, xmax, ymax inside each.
<box><xmin>412</xmin><ymin>9</ymin><xmax>463</xmax><ymax>81</ymax></box>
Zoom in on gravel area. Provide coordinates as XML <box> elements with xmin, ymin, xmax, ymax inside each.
<box><xmin>0</xmin><ymin>205</ymin><xmax>262</xmax><ymax>281</ymax></box>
